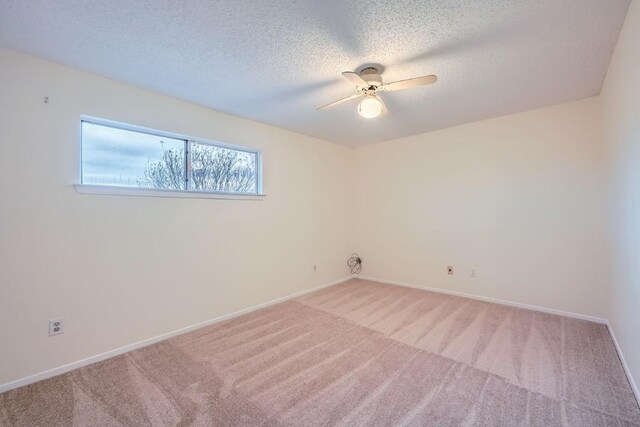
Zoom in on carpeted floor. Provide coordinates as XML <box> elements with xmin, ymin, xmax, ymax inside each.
<box><xmin>1</xmin><ymin>279</ymin><xmax>639</xmax><ymax>426</ymax></box>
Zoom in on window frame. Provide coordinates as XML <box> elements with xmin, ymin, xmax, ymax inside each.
<box><xmin>76</xmin><ymin>116</ymin><xmax>264</xmax><ymax>200</ymax></box>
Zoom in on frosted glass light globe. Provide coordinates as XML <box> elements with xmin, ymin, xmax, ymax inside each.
<box><xmin>358</xmin><ymin>96</ymin><xmax>383</xmax><ymax>118</ymax></box>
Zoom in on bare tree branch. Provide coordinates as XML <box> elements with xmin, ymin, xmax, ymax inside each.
<box><xmin>139</xmin><ymin>145</ymin><xmax>256</xmax><ymax>193</ymax></box>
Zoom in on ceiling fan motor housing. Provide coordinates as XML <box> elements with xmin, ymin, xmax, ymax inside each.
<box><xmin>360</xmin><ymin>67</ymin><xmax>383</xmax><ymax>87</ymax></box>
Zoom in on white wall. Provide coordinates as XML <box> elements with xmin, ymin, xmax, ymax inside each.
<box><xmin>0</xmin><ymin>47</ymin><xmax>354</xmax><ymax>385</ymax></box>
<box><xmin>601</xmin><ymin>0</ymin><xmax>640</xmax><ymax>396</ymax></box>
<box><xmin>354</xmin><ymin>97</ymin><xmax>609</xmax><ymax>318</ymax></box>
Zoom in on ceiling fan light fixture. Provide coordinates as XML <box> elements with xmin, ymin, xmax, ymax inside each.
<box><xmin>358</xmin><ymin>95</ymin><xmax>383</xmax><ymax>119</ymax></box>
<box><xmin>317</xmin><ymin>68</ymin><xmax>436</xmax><ymax>116</ymax></box>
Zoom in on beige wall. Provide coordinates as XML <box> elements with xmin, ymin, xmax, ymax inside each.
<box><xmin>354</xmin><ymin>97</ymin><xmax>609</xmax><ymax>318</ymax></box>
<box><xmin>601</xmin><ymin>0</ymin><xmax>640</xmax><ymax>395</ymax></box>
<box><xmin>0</xmin><ymin>47</ymin><xmax>354</xmax><ymax>385</ymax></box>
<box><xmin>3</xmin><ymin>4</ymin><xmax>639</xmax><ymax>393</ymax></box>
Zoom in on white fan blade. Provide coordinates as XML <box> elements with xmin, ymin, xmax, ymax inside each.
<box><xmin>381</xmin><ymin>75</ymin><xmax>437</xmax><ymax>92</ymax></box>
<box><xmin>342</xmin><ymin>71</ymin><xmax>369</xmax><ymax>87</ymax></box>
<box><xmin>316</xmin><ymin>93</ymin><xmax>363</xmax><ymax>111</ymax></box>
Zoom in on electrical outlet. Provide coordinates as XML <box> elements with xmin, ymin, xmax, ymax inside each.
<box><xmin>470</xmin><ymin>269</ymin><xmax>477</xmax><ymax>278</ymax></box>
<box><xmin>447</xmin><ymin>266</ymin><xmax>453</xmax><ymax>275</ymax></box>
<box><xmin>49</xmin><ymin>318</ymin><xmax>63</xmax><ymax>336</ymax></box>
<box><xmin>313</xmin><ymin>265</ymin><xmax>317</xmax><ymax>273</ymax></box>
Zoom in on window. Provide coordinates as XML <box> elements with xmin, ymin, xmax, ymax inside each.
<box><xmin>79</xmin><ymin>118</ymin><xmax>262</xmax><ymax>197</ymax></box>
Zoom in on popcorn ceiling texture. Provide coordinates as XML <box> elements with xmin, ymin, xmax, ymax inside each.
<box><xmin>0</xmin><ymin>0</ymin><xmax>631</xmax><ymax>146</ymax></box>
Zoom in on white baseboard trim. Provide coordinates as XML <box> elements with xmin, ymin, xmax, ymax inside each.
<box><xmin>7</xmin><ymin>274</ymin><xmax>636</xmax><ymax>405</ymax></box>
<box><xmin>354</xmin><ymin>275</ymin><xmax>607</xmax><ymax>324</ymax></box>
<box><xmin>607</xmin><ymin>323</ymin><xmax>640</xmax><ymax>406</ymax></box>
<box><xmin>0</xmin><ymin>276</ymin><xmax>351</xmax><ymax>394</ymax></box>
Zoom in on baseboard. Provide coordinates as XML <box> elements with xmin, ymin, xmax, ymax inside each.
<box><xmin>607</xmin><ymin>323</ymin><xmax>640</xmax><ymax>406</ymax></box>
<box><xmin>6</xmin><ymin>274</ymin><xmax>632</xmax><ymax>401</ymax></box>
<box><xmin>354</xmin><ymin>275</ymin><xmax>607</xmax><ymax>324</ymax></box>
<box><xmin>0</xmin><ymin>276</ymin><xmax>352</xmax><ymax>394</ymax></box>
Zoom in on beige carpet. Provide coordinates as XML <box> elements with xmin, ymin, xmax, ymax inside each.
<box><xmin>1</xmin><ymin>279</ymin><xmax>639</xmax><ymax>426</ymax></box>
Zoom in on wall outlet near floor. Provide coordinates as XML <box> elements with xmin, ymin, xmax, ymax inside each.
<box><xmin>49</xmin><ymin>318</ymin><xmax>63</xmax><ymax>336</ymax></box>
<box><xmin>313</xmin><ymin>265</ymin><xmax>317</xmax><ymax>273</ymax></box>
<box><xmin>470</xmin><ymin>269</ymin><xmax>477</xmax><ymax>278</ymax></box>
<box><xmin>447</xmin><ymin>266</ymin><xmax>453</xmax><ymax>275</ymax></box>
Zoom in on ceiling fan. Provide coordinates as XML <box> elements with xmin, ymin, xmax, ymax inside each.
<box><xmin>317</xmin><ymin>66</ymin><xmax>437</xmax><ymax>119</ymax></box>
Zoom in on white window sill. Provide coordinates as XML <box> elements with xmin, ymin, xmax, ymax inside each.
<box><xmin>74</xmin><ymin>184</ymin><xmax>266</xmax><ymax>200</ymax></box>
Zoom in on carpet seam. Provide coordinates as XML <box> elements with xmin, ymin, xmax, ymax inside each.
<box><xmin>299</xmin><ymin>282</ymin><xmax>640</xmax><ymax>424</ymax></box>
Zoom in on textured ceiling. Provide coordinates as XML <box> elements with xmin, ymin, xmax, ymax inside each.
<box><xmin>0</xmin><ymin>0</ymin><xmax>631</xmax><ymax>146</ymax></box>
